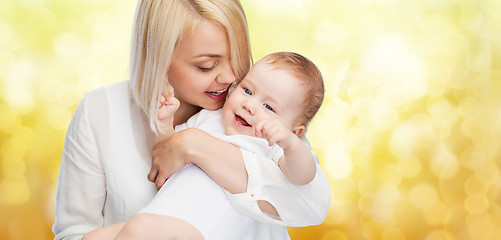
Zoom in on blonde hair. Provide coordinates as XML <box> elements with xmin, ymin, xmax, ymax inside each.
<box><xmin>129</xmin><ymin>0</ymin><xmax>252</xmax><ymax>132</ymax></box>
<box><xmin>262</xmin><ymin>52</ymin><xmax>324</xmax><ymax>127</ymax></box>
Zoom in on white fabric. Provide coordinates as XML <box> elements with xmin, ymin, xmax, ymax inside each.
<box><xmin>53</xmin><ymin>81</ymin><xmax>331</xmax><ymax>240</ymax></box>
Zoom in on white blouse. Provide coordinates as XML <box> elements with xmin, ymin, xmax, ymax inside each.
<box><xmin>52</xmin><ymin>81</ymin><xmax>331</xmax><ymax>240</ymax></box>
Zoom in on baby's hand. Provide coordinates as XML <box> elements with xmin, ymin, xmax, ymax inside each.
<box><xmin>255</xmin><ymin>119</ymin><xmax>296</xmax><ymax>149</ymax></box>
<box><xmin>158</xmin><ymin>85</ymin><xmax>180</xmax><ymax>121</ymax></box>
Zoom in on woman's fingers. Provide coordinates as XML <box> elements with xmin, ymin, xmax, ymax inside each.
<box><xmin>147</xmin><ymin>164</ymin><xmax>158</xmax><ymax>183</ymax></box>
<box><xmin>154</xmin><ymin>175</ymin><xmax>168</xmax><ymax>190</ymax></box>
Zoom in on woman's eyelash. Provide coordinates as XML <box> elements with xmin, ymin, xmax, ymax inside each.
<box><xmin>198</xmin><ymin>66</ymin><xmax>213</xmax><ymax>72</ymax></box>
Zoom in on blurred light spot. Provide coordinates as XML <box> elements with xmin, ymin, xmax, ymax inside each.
<box><xmin>464</xmin><ymin>176</ymin><xmax>489</xmax><ymax>195</ymax></box>
<box><xmin>427</xmin><ymin>96</ymin><xmax>451</xmax><ymax>117</ymax></box>
<box><xmin>48</xmin><ymin>106</ymin><xmax>72</xmax><ymax>130</ymax></box>
<box><xmin>431</xmin><ymin>144</ymin><xmax>459</xmax><ymax>179</ymax></box>
<box><xmin>423</xmin><ymin>202</ymin><xmax>452</xmax><ymax>225</ymax></box>
<box><xmin>352</xmin><ymin>146</ymin><xmax>372</xmax><ymax>170</ymax></box>
<box><xmin>389</xmin><ymin>123</ymin><xmax>416</xmax><ymax>157</ymax></box>
<box><xmin>467</xmin><ymin>213</ymin><xmax>494</xmax><ymax>240</ymax></box>
<box><xmin>382</xmin><ymin>228</ymin><xmax>405</xmax><ymax>240</ymax></box>
<box><xmin>0</xmin><ymin>108</ymin><xmax>21</xmax><ymax>133</ymax></box>
<box><xmin>474</xmin><ymin>161</ymin><xmax>500</xmax><ymax>186</ymax></box>
<box><xmin>325</xmin><ymin>201</ymin><xmax>348</xmax><ymax>224</ymax></box>
<box><xmin>458</xmin><ymin>98</ymin><xmax>483</xmax><ymax>121</ymax></box>
<box><xmin>464</xmin><ymin>193</ymin><xmax>489</xmax><ymax>214</ymax></box>
<box><xmin>45</xmin><ymin>186</ymin><xmax>57</xmax><ymax>223</ymax></box>
<box><xmin>359</xmin><ymin>175</ymin><xmax>379</xmax><ymax>196</ymax></box>
<box><xmin>17</xmin><ymin>0</ymin><xmax>45</xmax><ymax>8</ymax></box>
<box><xmin>2</xmin><ymin>157</ymin><xmax>26</xmax><ymax>177</ymax></box>
<box><xmin>57</xmin><ymin>84</ymin><xmax>81</xmax><ymax>107</ymax></box>
<box><xmin>252</xmin><ymin>0</ymin><xmax>305</xmax><ymax>13</ymax></box>
<box><xmin>4</xmin><ymin>59</ymin><xmax>35</xmax><ymax>113</ymax></box>
<box><xmin>459</xmin><ymin>9</ymin><xmax>484</xmax><ymax>31</ymax></box>
<box><xmin>397</xmin><ymin>155</ymin><xmax>421</xmax><ymax>178</ymax></box>
<box><xmin>77</xmin><ymin>57</ymin><xmax>101</xmax><ymax>80</ymax></box>
<box><xmin>371</xmin><ymin>103</ymin><xmax>399</xmax><ymax>130</ymax></box>
<box><xmin>313</xmin><ymin>21</ymin><xmax>348</xmax><ymax>51</ymax></box>
<box><xmin>1</xmin><ymin>139</ymin><xmax>25</xmax><ymax>160</ymax></box>
<box><xmin>427</xmin><ymin>80</ymin><xmax>447</xmax><ymax>96</ymax></box>
<box><xmin>425</xmin><ymin>230</ymin><xmax>453</xmax><ymax>240</ymax></box>
<box><xmin>361</xmin><ymin>34</ymin><xmax>414</xmax><ymax>76</ymax></box>
<box><xmin>383</xmin><ymin>84</ymin><xmax>407</xmax><ymax>107</ymax></box>
<box><xmin>430</xmin><ymin>118</ymin><xmax>452</xmax><ymax>140</ymax></box>
<box><xmin>10</xmin><ymin>126</ymin><xmax>35</xmax><ymax>151</ymax></box>
<box><xmin>460</xmin><ymin>147</ymin><xmax>486</xmax><ymax>170</ymax></box>
<box><xmin>408</xmin><ymin>113</ymin><xmax>431</xmax><ymax>136</ymax></box>
<box><xmin>461</xmin><ymin>119</ymin><xmax>482</xmax><ymax>139</ymax></box>
<box><xmin>1</xmin><ymin>175</ymin><xmax>31</xmax><ymax>205</ymax></box>
<box><xmin>358</xmin><ymin>196</ymin><xmax>373</xmax><ymax>213</ymax></box>
<box><xmin>52</xmin><ymin>162</ymin><xmax>61</xmax><ymax>183</ymax></box>
<box><xmin>325</xmin><ymin>144</ymin><xmax>352</xmax><ymax>179</ymax></box>
<box><xmin>409</xmin><ymin>184</ymin><xmax>438</xmax><ymax>210</ymax></box>
<box><xmin>321</xmin><ymin>230</ymin><xmax>348</xmax><ymax>240</ymax></box>
<box><xmin>0</xmin><ymin>22</ymin><xmax>13</xmax><ymax>46</ymax></box>
<box><xmin>54</xmin><ymin>33</ymin><xmax>84</xmax><ymax>59</ymax></box>
<box><xmin>377</xmin><ymin>164</ymin><xmax>401</xmax><ymax>185</ymax></box>
<box><xmin>375</xmin><ymin>184</ymin><xmax>400</xmax><ymax>205</ymax></box>
<box><xmin>349</xmin><ymin>87</ymin><xmax>373</xmax><ymax>104</ymax></box>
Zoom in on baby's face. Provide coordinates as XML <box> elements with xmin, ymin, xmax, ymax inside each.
<box><xmin>221</xmin><ymin>60</ymin><xmax>305</xmax><ymax>137</ymax></box>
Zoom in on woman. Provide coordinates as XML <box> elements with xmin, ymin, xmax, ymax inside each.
<box><xmin>53</xmin><ymin>0</ymin><xmax>330</xmax><ymax>239</ymax></box>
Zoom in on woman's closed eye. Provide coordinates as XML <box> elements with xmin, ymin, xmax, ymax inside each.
<box><xmin>197</xmin><ymin>66</ymin><xmax>214</xmax><ymax>72</ymax></box>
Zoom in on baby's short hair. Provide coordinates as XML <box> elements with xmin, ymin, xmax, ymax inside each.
<box><xmin>261</xmin><ymin>52</ymin><xmax>325</xmax><ymax>127</ymax></box>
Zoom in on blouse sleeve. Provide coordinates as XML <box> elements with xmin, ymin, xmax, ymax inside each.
<box><xmin>224</xmin><ymin>140</ymin><xmax>331</xmax><ymax>227</ymax></box>
<box><xmin>52</xmin><ymin>92</ymin><xmax>107</xmax><ymax>240</ymax></box>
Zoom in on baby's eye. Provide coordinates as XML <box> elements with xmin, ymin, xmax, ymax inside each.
<box><xmin>264</xmin><ymin>104</ymin><xmax>274</xmax><ymax>112</ymax></box>
<box><xmin>244</xmin><ymin>88</ymin><xmax>252</xmax><ymax>95</ymax></box>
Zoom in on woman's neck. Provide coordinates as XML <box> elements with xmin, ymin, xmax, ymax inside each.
<box><xmin>173</xmin><ymin>102</ymin><xmax>202</xmax><ymax>126</ymax></box>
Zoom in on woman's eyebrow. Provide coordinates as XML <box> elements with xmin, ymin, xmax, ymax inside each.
<box><xmin>194</xmin><ymin>53</ymin><xmax>222</xmax><ymax>58</ymax></box>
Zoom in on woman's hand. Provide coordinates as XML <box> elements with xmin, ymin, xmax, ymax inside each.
<box><xmin>148</xmin><ymin>128</ymin><xmax>248</xmax><ymax>192</ymax></box>
<box><xmin>148</xmin><ymin>130</ymin><xmax>191</xmax><ymax>189</ymax></box>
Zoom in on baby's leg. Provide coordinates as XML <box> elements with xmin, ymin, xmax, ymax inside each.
<box><xmin>139</xmin><ymin>164</ymin><xmax>253</xmax><ymax>239</ymax></box>
<box><xmin>114</xmin><ymin>213</ymin><xmax>203</xmax><ymax>240</ymax></box>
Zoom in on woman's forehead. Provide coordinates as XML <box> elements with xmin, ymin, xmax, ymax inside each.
<box><xmin>177</xmin><ymin>19</ymin><xmax>229</xmax><ymax>59</ymax></box>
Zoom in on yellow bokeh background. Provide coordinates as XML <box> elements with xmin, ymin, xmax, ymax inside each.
<box><xmin>1</xmin><ymin>0</ymin><xmax>500</xmax><ymax>239</ymax></box>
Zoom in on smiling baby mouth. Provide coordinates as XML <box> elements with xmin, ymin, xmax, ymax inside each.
<box><xmin>235</xmin><ymin>114</ymin><xmax>251</xmax><ymax>127</ymax></box>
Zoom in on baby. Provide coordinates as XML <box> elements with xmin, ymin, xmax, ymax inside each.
<box><xmin>86</xmin><ymin>51</ymin><xmax>324</xmax><ymax>240</ymax></box>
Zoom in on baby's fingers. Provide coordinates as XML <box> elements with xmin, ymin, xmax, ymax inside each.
<box><xmin>255</xmin><ymin>121</ymin><xmax>266</xmax><ymax>138</ymax></box>
<box><xmin>165</xmin><ymin>95</ymin><xmax>180</xmax><ymax>109</ymax></box>
<box><xmin>164</xmin><ymin>84</ymin><xmax>175</xmax><ymax>97</ymax></box>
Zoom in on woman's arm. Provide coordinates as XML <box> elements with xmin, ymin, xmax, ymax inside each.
<box><xmin>149</xmin><ymin>128</ymin><xmax>248</xmax><ymax>194</ymax></box>
<box><xmin>149</xmin><ymin>128</ymin><xmax>331</xmax><ymax>226</ymax></box>
<box><xmin>53</xmin><ymin>93</ymin><xmax>107</xmax><ymax>240</ymax></box>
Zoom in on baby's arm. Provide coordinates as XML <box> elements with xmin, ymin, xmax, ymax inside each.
<box><xmin>150</xmin><ymin>86</ymin><xmax>180</xmax><ymax>147</ymax></box>
<box><xmin>256</xmin><ymin>119</ymin><xmax>316</xmax><ymax>185</ymax></box>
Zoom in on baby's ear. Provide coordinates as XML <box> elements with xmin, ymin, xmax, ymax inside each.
<box><xmin>292</xmin><ymin>125</ymin><xmax>306</xmax><ymax>137</ymax></box>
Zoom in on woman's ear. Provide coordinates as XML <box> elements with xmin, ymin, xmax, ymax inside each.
<box><xmin>292</xmin><ymin>125</ymin><xmax>306</xmax><ymax>137</ymax></box>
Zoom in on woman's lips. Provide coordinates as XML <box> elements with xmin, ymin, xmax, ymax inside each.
<box><xmin>205</xmin><ymin>88</ymin><xmax>228</xmax><ymax>101</ymax></box>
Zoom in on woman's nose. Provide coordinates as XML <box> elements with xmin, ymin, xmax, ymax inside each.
<box><xmin>216</xmin><ymin>62</ymin><xmax>236</xmax><ymax>84</ymax></box>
